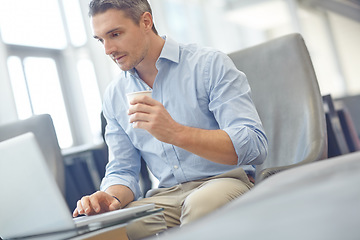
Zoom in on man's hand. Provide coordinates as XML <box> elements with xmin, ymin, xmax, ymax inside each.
<box><xmin>73</xmin><ymin>191</ymin><xmax>121</xmax><ymax>217</ymax></box>
<box><xmin>128</xmin><ymin>95</ymin><xmax>182</xmax><ymax>145</ymax></box>
<box><xmin>128</xmin><ymin>95</ymin><xmax>238</xmax><ymax>165</ymax></box>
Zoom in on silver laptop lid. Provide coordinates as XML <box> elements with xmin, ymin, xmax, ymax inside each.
<box><xmin>0</xmin><ymin>133</ymin><xmax>157</xmax><ymax>239</ymax></box>
<box><xmin>0</xmin><ymin>133</ymin><xmax>75</xmax><ymax>239</ymax></box>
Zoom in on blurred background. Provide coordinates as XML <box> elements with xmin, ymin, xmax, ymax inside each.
<box><xmin>0</xmin><ymin>0</ymin><xmax>359</xmax><ymax>150</ymax></box>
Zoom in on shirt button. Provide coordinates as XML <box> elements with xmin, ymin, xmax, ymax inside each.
<box><xmin>173</xmin><ymin>165</ymin><xmax>179</xmax><ymax>169</ymax></box>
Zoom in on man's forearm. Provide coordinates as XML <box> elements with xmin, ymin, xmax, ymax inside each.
<box><xmin>128</xmin><ymin>98</ymin><xmax>238</xmax><ymax>165</ymax></box>
<box><xmin>173</xmin><ymin>125</ymin><xmax>238</xmax><ymax>165</ymax></box>
<box><xmin>105</xmin><ymin>185</ymin><xmax>135</xmax><ymax>208</ymax></box>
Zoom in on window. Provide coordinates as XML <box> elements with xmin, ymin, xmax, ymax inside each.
<box><xmin>7</xmin><ymin>56</ymin><xmax>73</xmax><ymax>148</ymax></box>
<box><xmin>0</xmin><ymin>0</ymin><xmax>67</xmax><ymax>49</ymax></box>
<box><xmin>1</xmin><ymin>0</ymin><xmax>102</xmax><ymax>148</ymax></box>
<box><xmin>77</xmin><ymin>59</ymin><xmax>103</xmax><ymax>143</ymax></box>
<box><xmin>7</xmin><ymin>57</ymin><xmax>33</xmax><ymax>119</ymax></box>
<box><xmin>61</xmin><ymin>0</ymin><xmax>87</xmax><ymax>47</ymax></box>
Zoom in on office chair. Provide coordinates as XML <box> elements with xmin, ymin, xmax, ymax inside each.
<box><xmin>323</xmin><ymin>94</ymin><xmax>360</xmax><ymax>155</ymax></box>
<box><xmin>337</xmin><ymin>108</ymin><xmax>360</xmax><ymax>152</ymax></box>
<box><xmin>323</xmin><ymin>94</ymin><xmax>350</xmax><ymax>157</ymax></box>
<box><xmin>228</xmin><ymin>33</ymin><xmax>328</xmax><ymax>183</ymax></box>
<box><xmin>337</xmin><ymin>107</ymin><xmax>360</xmax><ymax>152</ymax></box>
<box><xmin>0</xmin><ymin>114</ymin><xmax>65</xmax><ymax>194</ymax></box>
<box><xmin>335</xmin><ymin>94</ymin><xmax>360</xmax><ymax>139</ymax></box>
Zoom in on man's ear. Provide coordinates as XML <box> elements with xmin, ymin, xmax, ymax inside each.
<box><xmin>141</xmin><ymin>12</ymin><xmax>153</xmax><ymax>32</ymax></box>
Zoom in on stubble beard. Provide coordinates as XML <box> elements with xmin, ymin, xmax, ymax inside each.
<box><xmin>113</xmin><ymin>48</ymin><xmax>147</xmax><ymax>72</ymax></box>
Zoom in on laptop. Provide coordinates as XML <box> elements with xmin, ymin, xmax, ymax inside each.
<box><xmin>0</xmin><ymin>133</ymin><xmax>155</xmax><ymax>239</ymax></box>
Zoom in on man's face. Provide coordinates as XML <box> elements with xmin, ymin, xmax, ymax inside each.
<box><xmin>91</xmin><ymin>9</ymin><xmax>148</xmax><ymax>71</ymax></box>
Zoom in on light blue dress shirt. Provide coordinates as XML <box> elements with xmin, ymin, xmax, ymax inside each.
<box><xmin>101</xmin><ymin>37</ymin><xmax>268</xmax><ymax>199</ymax></box>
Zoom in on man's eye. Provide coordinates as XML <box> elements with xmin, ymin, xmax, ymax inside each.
<box><xmin>112</xmin><ymin>32</ymin><xmax>121</xmax><ymax>37</ymax></box>
<box><xmin>97</xmin><ymin>39</ymin><xmax>104</xmax><ymax>44</ymax></box>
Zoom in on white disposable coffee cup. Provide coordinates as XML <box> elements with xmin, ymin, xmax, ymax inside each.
<box><xmin>126</xmin><ymin>90</ymin><xmax>152</xmax><ymax>106</ymax></box>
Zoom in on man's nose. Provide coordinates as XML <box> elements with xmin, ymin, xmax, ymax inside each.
<box><xmin>104</xmin><ymin>40</ymin><xmax>116</xmax><ymax>56</ymax></box>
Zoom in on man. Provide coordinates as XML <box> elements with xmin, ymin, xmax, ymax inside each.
<box><xmin>73</xmin><ymin>0</ymin><xmax>268</xmax><ymax>239</ymax></box>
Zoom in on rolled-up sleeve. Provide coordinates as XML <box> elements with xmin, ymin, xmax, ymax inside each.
<box><xmin>207</xmin><ymin>51</ymin><xmax>268</xmax><ymax>166</ymax></box>
<box><xmin>100</xmin><ymin>85</ymin><xmax>142</xmax><ymax>200</ymax></box>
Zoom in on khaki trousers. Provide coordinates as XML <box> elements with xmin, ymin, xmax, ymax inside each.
<box><xmin>125</xmin><ymin>167</ymin><xmax>254</xmax><ymax>240</ymax></box>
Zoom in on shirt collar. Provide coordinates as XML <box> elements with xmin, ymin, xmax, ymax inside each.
<box><xmin>158</xmin><ymin>36</ymin><xmax>180</xmax><ymax>64</ymax></box>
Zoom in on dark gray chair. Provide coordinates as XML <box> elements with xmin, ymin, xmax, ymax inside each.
<box><xmin>228</xmin><ymin>33</ymin><xmax>328</xmax><ymax>183</ymax></box>
<box><xmin>335</xmin><ymin>94</ymin><xmax>360</xmax><ymax>139</ymax></box>
<box><xmin>323</xmin><ymin>94</ymin><xmax>350</xmax><ymax>157</ymax></box>
<box><xmin>337</xmin><ymin>107</ymin><xmax>360</xmax><ymax>152</ymax></box>
<box><xmin>324</xmin><ymin>94</ymin><xmax>360</xmax><ymax>154</ymax></box>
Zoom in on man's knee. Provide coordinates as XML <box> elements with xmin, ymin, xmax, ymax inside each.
<box><xmin>180</xmin><ymin>178</ymin><xmax>251</xmax><ymax>225</ymax></box>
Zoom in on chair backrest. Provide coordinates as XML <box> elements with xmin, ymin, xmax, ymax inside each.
<box><xmin>330</xmin><ymin>95</ymin><xmax>360</xmax><ymax>153</ymax></box>
<box><xmin>323</xmin><ymin>94</ymin><xmax>350</xmax><ymax>157</ymax></box>
<box><xmin>228</xmin><ymin>33</ymin><xmax>327</xmax><ymax>182</ymax></box>
<box><xmin>0</xmin><ymin>114</ymin><xmax>65</xmax><ymax>194</ymax></box>
<box><xmin>338</xmin><ymin>107</ymin><xmax>360</xmax><ymax>152</ymax></box>
<box><xmin>335</xmin><ymin>94</ymin><xmax>360</xmax><ymax>139</ymax></box>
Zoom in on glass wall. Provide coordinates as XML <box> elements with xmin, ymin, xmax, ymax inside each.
<box><xmin>0</xmin><ymin>0</ymin><xmax>359</xmax><ymax>149</ymax></box>
<box><xmin>149</xmin><ymin>0</ymin><xmax>360</xmax><ymax>97</ymax></box>
<box><xmin>0</xmin><ymin>0</ymin><xmax>103</xmax><ymax>148</ymax></box>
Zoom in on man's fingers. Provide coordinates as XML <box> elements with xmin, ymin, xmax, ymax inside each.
<box><xmin>72</xmin><ymin>191</ymin><xmax>119</xmax><ymax>218</ymax></box>
<box><xmin>73</xmin><ymin>198</ymin><xmax>87</xmax><ymax>217</ymax></box>
<box><xmin>73</xmin><ymin>210</ymin><xmax>78</xmax><ymax>217</ymax></box>
<box><xmin>129</xmin><ymin>112</ymin><xmax>151</xmax><ymax>124</ymax></box>
<box><xmin>128</xmin><ymin>103</ymin><xmax>153</xmax><ymax>116</ymax></box>
<box><xmin>73</xmin><ymin>206</ymin><xmax>79</xmax><ymax>217</ymax></box>
<box><xmin>81</xmin><ymin>196</ymin><xmax>93</xmax><ymax>215</ymax></box>
<box><xmin>129</xmin><ymin>95</ymin><xmax>155</xmax><ymax>106</ymax></box>
<box><xmin>108</xmin><ymin>198</ymin><xmax>121</xmax><ymax>211</ymax></box>
<box><xmin>89</xmin><ymin>195</ymin><xmax>101</xmax><ymax>213</ymax></box>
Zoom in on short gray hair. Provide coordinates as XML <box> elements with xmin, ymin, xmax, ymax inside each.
<box><xmin>89</xmin><ymin>0</ymin><xmax>158</xmax><ymax>35</ymax></box>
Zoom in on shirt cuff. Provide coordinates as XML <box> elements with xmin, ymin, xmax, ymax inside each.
<box><xmin>100</xmin><ymin>176</ymin><xmax>142</xmax><ymax>200</ymax></box>
<box><xmin>223</xmin><ymin>126</ymin><xmax>267</xmax><ymax>166</ymax></box>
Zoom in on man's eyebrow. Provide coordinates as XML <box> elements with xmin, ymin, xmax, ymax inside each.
<box><xmin>93</xmin><ymin>27</ymin><xmax>123</xmax><ymax>39</ymax></box>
